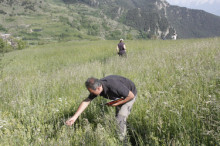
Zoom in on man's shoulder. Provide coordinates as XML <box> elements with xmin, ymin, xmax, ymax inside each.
<box><xmin>101</xmin><ymin>75</ymin><xmax>123</xmax><ymax>80</ymax></box>
<box><xmin>100</xmin><ymin>75</ymin><xmax>121</xmax><ymax>85</ymax></box>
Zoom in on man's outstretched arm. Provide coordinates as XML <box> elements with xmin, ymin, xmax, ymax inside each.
<box><xmin>65</xmin><ymin>98</ymin><xmax>91</xmax><ymax>126</ymax></box>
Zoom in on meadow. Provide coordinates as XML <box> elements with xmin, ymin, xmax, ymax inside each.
<box><xmin>0</xmin><ymin>38</ymin><xmax>219</xmax><ymax>145</ymax></box>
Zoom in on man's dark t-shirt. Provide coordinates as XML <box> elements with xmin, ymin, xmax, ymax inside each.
<box><xmin>88</xmin><ymin>75</ymin><xmax>137</xmax><ymax>100</ymax></box>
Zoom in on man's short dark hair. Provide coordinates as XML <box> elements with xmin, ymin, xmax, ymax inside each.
<box><xmin>85</xmin><ymin>77</ymin><xmax>101</xmax><ymax>90</ymax></box>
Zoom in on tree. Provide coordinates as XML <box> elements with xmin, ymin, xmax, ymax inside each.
<box><xmin>0</xmin><ymin>38</ymin><xmax>5</xmax><ymax>53</ymax></box>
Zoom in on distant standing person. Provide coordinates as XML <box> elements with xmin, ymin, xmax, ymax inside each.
<box><xmin>66</xmin><ymin>75</ymin><xmax>137</xmax><ymax>141</ymax></box>
<box><xmin>117</xmin><ymin>39</ymin><xmax>127</xmax><ymax>57</ymax></box>
<box><xmin>171</xmin><ymin>33</ymin><xmax>177</xmax><ymax>40</ymax></box>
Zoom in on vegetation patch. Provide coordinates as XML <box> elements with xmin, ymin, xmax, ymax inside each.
<box><xmin>0</xmin><ymin>38</ymin><xmax>219</xmax><ymax>145</ymax></box>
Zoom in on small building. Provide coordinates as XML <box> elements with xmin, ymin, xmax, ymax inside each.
<box><xmin>0</xmin><ymin>33</ymin><xmax>17</xmax><ymax>48</ymax></box>
<box><xmin>0</xmin><ymin>33</ymin><xmax>11</xmax><ymax>40</ymax></box>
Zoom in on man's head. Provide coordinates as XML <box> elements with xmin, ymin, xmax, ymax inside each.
<box><xmin>85</xmin><ymin>77</ymin><xmax>103</xmax><ymax>95</ymax></box>
<box><xmin>120</xmin><ymin>38</ymin><xmax>123</xmax><ymax>42</ymax></box>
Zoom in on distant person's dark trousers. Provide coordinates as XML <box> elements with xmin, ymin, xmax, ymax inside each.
<box><xmin>118</xmin><ymin>52</ymin><xmax>127</xmax><ymax>57</ymax></box>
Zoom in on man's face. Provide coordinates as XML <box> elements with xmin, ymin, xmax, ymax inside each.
<box><xmin>87</xmin><ymin>86</ymin><xmax>102</xmax><ymax>95</ymax></box>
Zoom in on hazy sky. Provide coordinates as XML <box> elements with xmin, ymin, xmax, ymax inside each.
<box><xmin>166</xmin><ymin>0</ymin><xmax>220</xmax><ymax>16</ymax></box>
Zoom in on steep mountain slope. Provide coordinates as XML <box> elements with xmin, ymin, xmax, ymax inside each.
<box><xmin>166</xmin><ymin>6</ymin><xmax>220</xmax><ymax>38</ymax></box>
<box><xmin>63</xmin><ymin>0</ymin><xmax>220</xmax><ymax>39</ymax></box>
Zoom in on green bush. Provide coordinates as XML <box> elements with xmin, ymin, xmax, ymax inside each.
<box><xmin>126</xmin><ymin>33</ymin><xmax>133</xmax><ymax>40</ymax></box>
<box><xmin>88</xmin><ymin>24</ymin><xmax>99</xmax><ymax>36</ymax></box>
<box><xmin>0</xmin><ymin>24</ymin><xmax>7</xmax><ymax>32</ymax></box>
<box><xmin>15</xmin><ymin>39</ymin><xmax>27</xmax><ymax>50</ymax></box>
<box><xmin>106</xmin><ymin>30</ymin><xmax>122</xmax><ymax>40</ymax></box>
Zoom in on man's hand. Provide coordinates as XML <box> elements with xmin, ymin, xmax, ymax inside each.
<box><xmin>108</xmin><ymin>103</ymin><xmax>118</xmax><ymax>107</ymax></box>
<box><xmin>65</xmin><ymin>117</ymin><xmax>76</xmax><ymax>126</ymax></box>
<box><xmin>109</xmin><ymin>91</ymin><xmax>135</xmax><ymax>106</ymax></box>
<box><xmin>65</xmin><ymin>98</ymin><xmax>91</xmax><ymax>126</ymax></box>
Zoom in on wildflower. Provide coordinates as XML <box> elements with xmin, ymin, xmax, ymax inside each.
<box><xmin>163</xmin><ymin>102</ymin><xmax>168</xmax><ymax>105</ymax></box>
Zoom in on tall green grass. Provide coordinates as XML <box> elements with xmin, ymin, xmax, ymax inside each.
<box><xmin>0</xmin><ymin>38</ymin><xmax>219</xmax><ymax>145</ymax></box>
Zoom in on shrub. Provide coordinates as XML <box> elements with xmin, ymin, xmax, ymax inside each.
<box><xmin>106</xmin><ymin>30</ymin><xmax>122</xmax><ymax>40</ymax></box>
<box><xmin>15</xmin><ymin>39</ymin><xmax>27</xmax><ymax>50</ymax></box>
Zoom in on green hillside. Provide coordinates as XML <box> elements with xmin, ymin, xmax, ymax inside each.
<box><xmin>1</xmin><ymin>38</ymin><xmax>219</xmax><ymax>145</ymax></box>
<box><xmin>0</xmin><ymin>0</ymin><xmax>138</xmax><ymax>45</ymax></box>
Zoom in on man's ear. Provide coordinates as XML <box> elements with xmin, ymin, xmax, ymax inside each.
<box><xmin>97</xmin><ymin>85</ymin><xmax>102</xmax><ymax>92</ymax></box>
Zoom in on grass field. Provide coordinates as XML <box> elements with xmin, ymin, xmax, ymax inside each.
<box><xmin>0</xmin><ymin>38</ymin><xmax>220</xmax><ymax>145</ymax></box>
